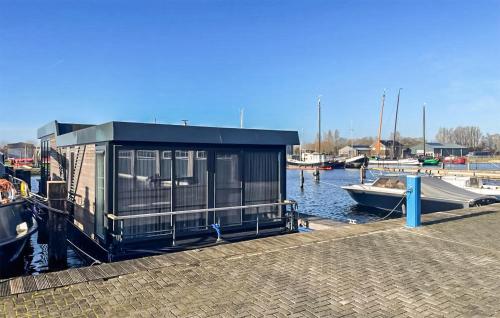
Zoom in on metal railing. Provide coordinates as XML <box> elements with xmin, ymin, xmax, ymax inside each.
<box><xmin>108</xmin><ymin>200</ymin><xmax>299</xmax><ymax>245</ymax></box>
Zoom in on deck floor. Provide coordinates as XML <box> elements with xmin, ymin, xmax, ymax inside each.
<box><xmin>2</xmin><ymin>204</ymin><xmax>500</xmax><ymax>317</ymax></box>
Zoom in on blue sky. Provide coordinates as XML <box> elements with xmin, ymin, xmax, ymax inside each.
<box><xmin>1</xmin><ymin>0</ymin><xmax>499</xmax><ymax>143</ymax></box>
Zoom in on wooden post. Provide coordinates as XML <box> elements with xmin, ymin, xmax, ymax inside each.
<box><xmin>360</xmin><ymin>166</ymin><xmax>366</xmax><ymax>184</ymax></box>
<box><xmin>47</xmin><ymin>181</ymin><xmax>68</xmax><ymax>269</ymax></box>
<box><xmin>300</xmin><ymin>170</ymin><xmax>304</xmax><ymax>189</ymax></box>
<box><xmin>313</xmin><ymin>167</ymin><xmax>320</xmax><ymax>181</ymax></box>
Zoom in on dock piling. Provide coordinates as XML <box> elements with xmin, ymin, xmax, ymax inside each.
<box><xmin>313</xmin><ymin>167</ymin><xmax>320</xmax><ymax>181</ymax></box>
<box><xmin>406</xmin><ymin>175</ymin><xmax>421</xmax><ymax>228</ymax></box>
<box><xmin>300</xmin><ymin>170</ymin><xmax>304</xmax><ymax>189</ymax></box>
<box><xmin>360</xmin><ymin>166</ymin><xmax>366</xmax><ymax>184</ymax></box>
<box><xmin>47</xmin><ymin>181</ymin><xmax>68</xmax><ymax>269</ymax></box>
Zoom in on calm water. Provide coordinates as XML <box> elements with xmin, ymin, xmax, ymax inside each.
<box><xmin>287</xmin><ymin>169</ymin><xmax>387</xmax><ymax>223</ymax></box>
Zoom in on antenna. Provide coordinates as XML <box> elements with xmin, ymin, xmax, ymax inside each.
<box><xmin>240</xmin><ymin>108</ymin><xmax>244</xmax><ymax>128</ymax></box>
<box><xmin>181</xmin><ymin>120</ymin><xmax>188</xmax><ymax>126</ymax></box>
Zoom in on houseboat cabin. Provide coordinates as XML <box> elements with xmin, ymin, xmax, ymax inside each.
<box><xmin>38</xmin><ymin>121</ymin><xmax>299</xmax><ymax>261</ymax></box>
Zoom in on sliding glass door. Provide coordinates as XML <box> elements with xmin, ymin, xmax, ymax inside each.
<box><xmin>215</xmin><ymin>152</ymin><xmax>242</xmax><ymax>226</ymax></box>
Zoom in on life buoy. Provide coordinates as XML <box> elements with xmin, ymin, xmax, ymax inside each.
<box><xmin>0</xmin><ymin>179</ymin><xmax>16</xmax><ymax>204</ymax></box>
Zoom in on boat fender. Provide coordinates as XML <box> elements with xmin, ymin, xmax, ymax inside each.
<box><xmin>20</xmin><ymin>181</ymin><xmax>29</xmax><ymax>197</ymax></box>
<box><xmin>16</xmin><ymin>222</ymin><xmax>28</xmax><ymax>236</ymax></box>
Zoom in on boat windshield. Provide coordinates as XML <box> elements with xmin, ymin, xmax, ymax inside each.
<box><xmin>372</xmin><ymin>177</ymin><xmax>406</xmax><ymax>190</ymax></box>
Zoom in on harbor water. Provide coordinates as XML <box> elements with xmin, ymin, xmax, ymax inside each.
<box><xmin>2</xmin><ymin>165</ymin><xmax>498</xmax><ymax>279</ymax></box>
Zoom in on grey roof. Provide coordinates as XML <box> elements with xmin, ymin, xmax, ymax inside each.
<box><xmin>411</xmin><ymin>142</ymin><xmax>468</xmax><ymax>150</ymax></box>
<box><xmin>38</xmin><ymin>121</ymin><xmax>300</xmax><ymax>147</ymax></box>
<box><xmin>352</xmin><ymin>144</ymin><xmax>371</xmax><ymax>149</ymax></box>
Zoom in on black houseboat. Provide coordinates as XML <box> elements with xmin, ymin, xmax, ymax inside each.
<box><xmin>37</xmin><ymin>121</ymin><xmax>299</xmax><ymax>261</ymax></box>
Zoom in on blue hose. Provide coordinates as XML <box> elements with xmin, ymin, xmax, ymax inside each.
<box><xmin>211</xmin><ymin>223</ymin><xmax>222</xmax><ymax>241</ymax></box>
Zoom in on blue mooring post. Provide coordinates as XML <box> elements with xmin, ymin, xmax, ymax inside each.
<box><xmin>406</xmin><ymin>175</ymin><xmax>421</xmax><ymax>228</ymax></box>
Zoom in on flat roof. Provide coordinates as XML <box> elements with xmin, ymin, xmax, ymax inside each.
<box><xmin>38</xmin><ymin>121</ymin><xmax>300</xmax><ymax>147</ymax></box>
<box><xmin>411</xmin><ymin>142</ymin><xmax>468</xmax><ymax>150</ymax></box>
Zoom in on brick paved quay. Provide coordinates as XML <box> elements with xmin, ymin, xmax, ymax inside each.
<box><xmin>2</xmin><ymin>204</ymin><xmax>500</xmax><ymax>317</ymax></box>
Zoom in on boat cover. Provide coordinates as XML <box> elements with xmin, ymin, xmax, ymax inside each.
<box><xmin>375</xmin><ymin>176</ymin><xmax>498</xmax><ymax>203</ymax></box>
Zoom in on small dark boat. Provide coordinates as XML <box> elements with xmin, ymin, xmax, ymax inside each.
<box><xmin>0</xmin><ymin>200</ymin><xmax>37</xmax><ymax>265</ymax></box>
<box><xmin>344</xmin><ymin>155</ymin><xmax>369</xmax><ymax>169</ymax></box>
<box><xmin>342</xmin><ymin>175</ymin><xmax>498</xmax><ymax>214</ymax></box>
<box><xmin>0</xmin><ymin>178</ymin><xmax>38</xmax><ymax>268</ymax></box>
<box><xmin>287</xmin><ymin>152</ymin><xmax>345</xmax><ymax>170</ymax></box>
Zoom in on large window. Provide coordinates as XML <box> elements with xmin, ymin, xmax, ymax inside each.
<box><xmin>244</xmin><ymin>151</ymin><xmax>280</xmax><ymax>222</ymax></box>
<box><xmin>117</xmin><ymin>149</ymin><xmax>172</xmax><ymax>238</ymax></box>
<box><xmin>114</xmin><ymin>147</ymin><xmax>281</xmax><ymax>239</ymax></box>
<box><xmin>174</xmin><ymin>150</ymin><xmax>208</xmax><ymax>231</ymax></box>
<box><xmin>215</xmin><ymin>152</ymin><xmax>242</xmax><ymax>226</ymax></box>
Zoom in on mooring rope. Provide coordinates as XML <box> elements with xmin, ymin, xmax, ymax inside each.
<box><xmin>66</xmin><ymin>239</ymin><xmax>101</xmax><ymax>266</ymax></box>
<box><xmin>378</xmin><ymin>193</ymin><xmax>406</xmax><ymax>221</ymax></box>
<box><xmin>25</xmin><ymin>195</ymin><xmax>68</xmax><ymax>215</ymax></box>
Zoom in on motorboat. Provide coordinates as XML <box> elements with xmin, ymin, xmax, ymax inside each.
<box><xmin>0</xmin><ymin>177</ymin><xmax>37</xmax><ymax>267</ymax></box>
<box><xmin>443</xmin><ymin>156</ymin><xmax>467</xmax><ymax>165</ymax></box>
<box><xmin>342</xmin><ymin>175</ymin><xmax>498</xmax><ymax>214</ymax></box>
<box><xmin>344</xmin><ymin>155</ymin><xmax>369</xmax><ymax>169</ymax></box>
<box><xmin>421</xmin><ymin>158</ymin><xmax>440</xmax><ymax>166</ymax></box>
<box><xmin>440</xmin><ymin>176</ymin><xmax>500</xmax><ymax>199</ymax></box>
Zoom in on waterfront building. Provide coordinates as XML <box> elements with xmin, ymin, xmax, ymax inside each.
<box><xmin>370</xmin><ymin>140</ymin><xmax>403</xmax><ymax>158</ymax></box>
<box><xmin>410</xmin><ymin>142</ymin><xmax>469</xmax><ymax>157</ymax></box>
<box><xmin>338</xmin><ymin>145</ymin><xmax>371</xmax><ymax>157</ymax></box>
<box><xmin>6</xmin><ymin>142</ymin><xmax>35</xmax><ymax>159</ymax></box>
<box><xmin>37</xmin><ymin>120</ymin><xmax>299</xmax><ymax>260</ymax></box>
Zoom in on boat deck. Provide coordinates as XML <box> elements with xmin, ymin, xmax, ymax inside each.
<box><xmin>2</xmin><ymin>203</ymin><xmax>500</xmax><ymax>317</ymax></box>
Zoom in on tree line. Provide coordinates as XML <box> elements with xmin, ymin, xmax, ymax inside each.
<box><xmin>435</xmin><ymin>126</ymin><xmax>500</xmax><ymax>152</ymax></box>
<box><xmin>297</xmin><ymin>126</ymin><xmax>500</xmax><ymax>155</ymax></box>
<box><xmin>435</xmin><ymin>126</ymin><xmax>483</xmax><ymax>149</ymax></box>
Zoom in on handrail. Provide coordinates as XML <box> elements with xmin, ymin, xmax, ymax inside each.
<box><xmin>108</xmin><ymin>201</ymin><xmax>296</xmax><ymax>221</ymax></box>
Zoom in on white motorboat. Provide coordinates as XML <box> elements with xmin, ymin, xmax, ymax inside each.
<box><xmin>342</xmin><ymin>175</ymin><xmax>498</xmax><ymax>214</ymax></box>
<box><xmin>440</xmin><ymin>176</ymin><xmax>500</xmax><ymax>199</ymax></box>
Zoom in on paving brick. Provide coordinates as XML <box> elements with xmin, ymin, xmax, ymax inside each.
<box><xmin>2</xmin><ymin>204</ymin><xmax>500</xmax><ymax>317</ymax></box>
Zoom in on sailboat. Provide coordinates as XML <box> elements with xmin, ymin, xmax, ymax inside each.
<box><xmin>369</xmin><ymin>89</ymin><xmax>420</xmax><ymax>166</ymax></box>
<box><xmin>419</xmin><ymin>104</ymin><xmax>440</xmax><ymax>166</ymax></box>
<box><xmin>287</xmin><ymin>97</ymin><xmax>345</xmax><ymax>170</ymax></box>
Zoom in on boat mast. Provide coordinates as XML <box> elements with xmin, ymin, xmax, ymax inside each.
<box><xmin>350</xmin><ymin>120</ymin><xmax>353</xmax><ymax>148</ymax></box>
<box><xmin>392</xmin><ymin>88</ymin><xmax>401</xmax><ymax>159</ymax></box>
<box><xmin>423</xmin><ymin>103</ymin><xmax>426</xmax><ymax>157</ymax></box>
<box><xmin>317</xmin><ymin>96</ymin><xmax>321</xmax><ymax>154</ymax></box>
<box><xmin>376</xmin><ymin>90</ymin><xmax>386</xmax><ymax>157</ymax></box>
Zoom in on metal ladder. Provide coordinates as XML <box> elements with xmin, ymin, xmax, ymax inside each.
<box><xmin>68</xmin><ymin>145</ymin><xmax>85</xmax><ymax>203</ymax></box>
